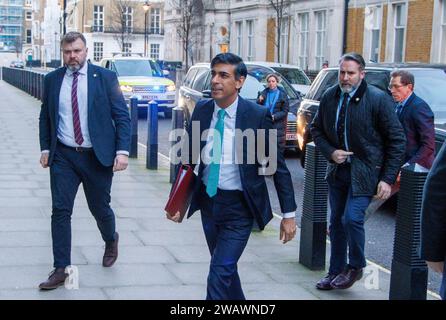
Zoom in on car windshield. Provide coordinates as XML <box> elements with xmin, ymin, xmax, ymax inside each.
<box><xmin>272</xmin><ymin>67</ymin><xmax>311</xmax><ymax>85</ymax></box>
<box><xmin>246</xmin><ymin>66</ymin><xmax>299</xmax><ymax>99</ymax></box>
<box><xmin>410</xmin><ymin>69</ymin><xmax>446</xmax><ymax>123</ymax></box>
<box><xmin>113</xmin><ymin>60</ymin><xmax>163</xmax><ymax>77</ymax></box>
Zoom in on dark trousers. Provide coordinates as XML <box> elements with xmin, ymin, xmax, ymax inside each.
<box><xmin>327</xmin><ymin>164</ymin><xmax>372</xmax><ymax>274</ymax></box>
<box><xmin>50</xmin><ymin>143</ymin><xmax>116</xmax><ymax>268</ymax></box>
<box><xmin>199</xmin><ymin>187</ymin><xmax>254</xmax><ymax>300</ymax></box>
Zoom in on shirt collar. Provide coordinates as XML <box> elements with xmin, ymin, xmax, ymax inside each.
<box><xmin>66</xmin><ymin>62</ymin><xmax>88</xmax><ymax>77</ymax></box>
<box><xmin>400</xmin><ymin>92</ymin><xmax>413</xmax><ymax>107</ymax></box>
<box><xmin>214</xmin><ymin>97</ymin><xmax>238</xmax><ymax>119</ymax></box>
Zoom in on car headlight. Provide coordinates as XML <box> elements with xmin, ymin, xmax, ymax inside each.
<box><xmin>120</xmin><ymin>85</ymin><xmax>133</xmax><ymax>93</ymax></box>
<box><xmin>167</xmin><ymin>84</ymin><xmax>176</xmax><ymax>92</ymax></box>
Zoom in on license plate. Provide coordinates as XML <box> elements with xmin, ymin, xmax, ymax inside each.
<box><xmin>142</xmin><ymin>95</ymin><xmax>158</xmax><ymax>101</ymax></box>
<box><xmin>286</xmin><ymin>133</ymin><xmax>297</xmax><ymax>140</ymax></box>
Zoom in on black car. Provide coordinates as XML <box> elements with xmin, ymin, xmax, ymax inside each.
<box><xmin>178</xmin><ymin>62</ymin><xmax>301</xmax><ymax>150</ymax></box>
<box><xmin>297</xmin><ymin>63</ymin><xmax>446</xmax><ymax>167</ymax></box>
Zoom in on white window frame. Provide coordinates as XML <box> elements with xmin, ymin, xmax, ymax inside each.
<box><xmin>364</xmin><ymin>5</ymin><xmax>382</xmax><ymax>63</ymax></box>
<box><xmin>235</xmin><ymin>21</ymin><xmax>243</xmax><ymax>56</ymax></box>
<box><xmin>26</xmin><ymin>29</ymin><xmax>32</xmax><ymax>44</ymax></box>
<box><xmin>298</xmin><ymin>12</ymin><xmax>309</xmax><ymax>70</ymax></box>
<box><xmin>279</xmin><ymin>16</ymin><xmax>289</xmax><ymax>63</ymax></box>
<box><xmin>150</xmin><ymin>8</ymin><xmax>161</xmax><ymax>34</ymax></box>
<box><xmin>93</xmin><ymin>42</ymin><xmax>103</xmax><ymax>62</ymax></box>
<box><xmin>393</xmin><ymin>3</ymin><xmax>407</xmax><ymax>63</ymax></box>
<box><xmin>150</xmin><ymin>43</ymin><xmax>160</xmax><ymax>60</ymax></box>
<box><xmin>123</xmin><ymin>42</ymin><xmax>132</xmax><ymax>53</ymax></box>
<box><xmin>25</xmin><ymin>11</ymin><xmax>32</xmax><ymax>21</ymax></box>
<box><xmin>315</xmin><ymin>10</ymin><xmax>327</xmax><ymax>69</ymax></box>
<box><xmin>93</xmin><ymin>5</ymin><xmax>104</xmax><ymax>32</ymax></box>
<box><xmin>246</xmin><ymin>20</ymin><xmax>254</xmax><ymax>61</ymax></box>
<box><xmin>124</xmin><ymin>6</ymin><xmax>133</xmax><ymax>33</ymax></box>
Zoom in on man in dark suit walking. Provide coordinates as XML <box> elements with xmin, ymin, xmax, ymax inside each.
<box><xmin>421</xmin><ymin>142</ymin><xmax>446</xmax><ymax>300</ymax></box>
<box><xmin>38</xmin><ymin>32</ymin><xmax>131</xmax><ymax>290</ymax></box>
<box><xmin>167</xmin><ymin>53</ymin><xmax>297</xmax><ymax>300</ymax></box>
<box><xmin>311</xmin><ymin>53</ymin><xmax>406</xmax><ymax>291</ymax></box>
<box><xmin>389</xmin><ymin>70</ymin><xmax>435</xmax><ymax>169</ymax></box>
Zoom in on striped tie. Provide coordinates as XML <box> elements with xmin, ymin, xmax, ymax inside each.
<box><xmin>71</xmin><ymin>72</ymin><xmax>84</xmax><ymax>145</ymax></box>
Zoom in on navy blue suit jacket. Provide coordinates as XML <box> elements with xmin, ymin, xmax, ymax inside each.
<box><xmin>39</xmin><ymin>64</ymin><xmax>131</xmax><ymax>167</ymax></box>
<box><xmin>398</xmin><ymin>93</ymin><xmax>435</xmax><ymax>169</ymax></box>
<box><xmin>186</xmin><ymin>97</ymin><xmax>297</xmax><ymax>229</ymax></box>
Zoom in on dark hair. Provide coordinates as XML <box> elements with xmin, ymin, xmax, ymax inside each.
<box><xmin>210</xmin><ymin>53</ymin><xmax>247</xmax><ymax>80</ymax></box>
<box><xmin>339</xmin><ymin>52</ymin><xmax>366</xmax><ymax>71</ymax></box>
<box><xmin>391</xmin><ymin>70</ymin><xmax>415</xmax><ymax>87</ymax></box>
<box><xmin>60</xmin><ymin>32</ymin><xmax>87</xmax><ymax>47</ymax></box>
<box><xmin>266</xmin><ymin>73</ymin><xmax>280</xmax><ymax>82</ymax></box>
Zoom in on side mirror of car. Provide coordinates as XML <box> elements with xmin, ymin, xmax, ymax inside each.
<box><xmin>163</xmin><ymin>70</ymin><xmax>170</xmax><ymax>77</ymax></box>
<box><xmin>202</xmin><ymin>90</ymin><xmax>212</xmax><ymax>99</ymax></box>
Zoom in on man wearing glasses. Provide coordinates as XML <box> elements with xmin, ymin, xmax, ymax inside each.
<box><xmin>389</xmin><ymin>70</ymin><xmax>435</xmax><ymax>169</ymax></box>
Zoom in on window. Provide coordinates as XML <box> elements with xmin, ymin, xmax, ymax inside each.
<box><xmin>279</xmin><ymin>17</ymin><xmax>289</xmax><ymax>63</ymax></box>
<box><xmin>246</xmin><ymin>20</ymin><xmax>254</xmax><ymax>61</ymax></box>
<box><xmin>150</xmin><ymin>43</ymin><xmax>160</xmax><ymax>60</ymax></box>
<box><xmin>93</xmin><ymin>5</ymin><xmax>104</xmax><ymax>32</ymax></box>
<box><xmin>123</xmin><ymin>43</ymin><xmax>132</xmax><ymax>53</ymax></box>
<box><xmin>124</xmin><ymin>6</ymin><xmax>133</xmax><ymax>33</ymax></box>
<box><xmin>367</xmin><ymin>6</ymin><xmax>381</xmax><ymax>62</ymax></box>
<box><xmin>191</xmin><ymin>68</ymin><xmax>209</xmax><ymax>92</ymax></box>
<box><xmin>298</xmin><ymin>12</ymin><xmax>309</xmax><ymax>70</ymax></box>
<box><xmin>441</xmin><ymin>0</ymin><xmax>446</xmax><ymax>62</ymax></box>
<box><xmin>25</xmin><ymin>0</ymin><xmax>32</xmax><ymax>6</ymax></box>
<box><xmin>393</xmin><ymin>3</ymin><xmax>406</xmax><ymax>62</ymax></box>
<box><xmin>235</xmin><ymin>21</ymin><xmax>242</xmax><ymax>56</ymax></box>
<box><xmin>26</xmin><ymin>29</ymin><xmax>31</xmax><ymax>44</ymax></box>
<box><xmin>25</xmin><ymin>11</ymin><xmax>32</xmax><ymax>20</ymax></box>
<box><xmin>315</xmin><ymin>11</ymin><xmax>326</xmax><ymax>69</ymax></box>
<box><xmin>93</xmin><ymin>42</ymin><xmax>103</xmax><ymax>62</ymax></box>
<box><xmin>150</xmin><ymin>8</ymin><xmax>161</xmax><ymax>34</ymax></box>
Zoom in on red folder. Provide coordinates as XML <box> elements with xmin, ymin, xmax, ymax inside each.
<box><xmin>165</xmin><ymin>164</ymin><xmax>196</xmax><ymax>222</ymax></box>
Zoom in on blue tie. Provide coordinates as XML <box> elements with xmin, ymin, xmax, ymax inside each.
<box><xmin>396</xmin><ymin>103</ymin><xmax>404</xmax><ymax>115</ymax></box>
<box><xmin>206</xmin><ymin>109</ymin><xmax>226</xmax><ymax>197</ymax></box>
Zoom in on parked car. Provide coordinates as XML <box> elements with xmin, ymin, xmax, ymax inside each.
<box><xmin>297</xmin><ymin>63</ymin><xmax>446</xmax><ymax>167</ymax></box>
<box><xmin>178</xmin><ymin>62</ymin><xmax>302</xmax><ymax>150</ymax></box>
<box><xmin>10</xmin><ymin>60</ymin><xmax>24</xmax><ymax>69</ymax></box>
<box><xmin>248</xmin><ymin>61</ymin><xmax>312</xmax><ymax>96</ymax></box>
<box><xmin>100</xmin><ymin>54</ymin><xmax>176</xmax><ymax>118</ymax></box>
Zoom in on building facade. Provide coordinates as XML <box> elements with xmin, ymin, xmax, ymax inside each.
<box><xmin>0</xmin><ymin>0</ymin><xmax>24</xmax><ymax>52</ymax></box>
<box><xmin>164</xmin><ymin>0</ymin><xmax>445</xmax><ymax>71</ymax></box>
<box><xmin>66</xmin><ymin>0</ymin><xmax>165</xmax><ymax>63</ymax></box>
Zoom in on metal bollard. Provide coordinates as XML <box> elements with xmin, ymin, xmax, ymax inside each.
<box><xmin>146</xmin><ymin>100</ymin><xmax>158</xmax><ymax>170</ymax></box>
<box><xmin>129</xmin><ymin>97</ymin><xmax>139</xmax><ymax>158</ymax></box>
<box><xmin>170</xmin><ymin>106</ymin><xmax>185</xmax><ymax>183</ymax></box>
<box><xmin>389</xmin><ymin>164</ymin><xmax>429</xmax><ymax>300</ymax></box>
<box><xmin>299</xmin><ymin>142</ymin><xmax>329</xmax><ymax>270</ymax></box>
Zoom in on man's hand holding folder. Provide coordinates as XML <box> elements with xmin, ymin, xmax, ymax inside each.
<box><xmin>165</xmin><ymin>164</ymin><xmax>196</xmax><ymax>223</ymax></box>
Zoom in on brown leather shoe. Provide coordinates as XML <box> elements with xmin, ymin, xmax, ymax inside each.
<box><xmin>39</xmin><ymin>268</ymin><xmax>68</xmax><ymax>290</ymax></box>
<box><xmin>316</xmin><ymin>273</ymin><xmax>339</xmax><ymax>290</ymax></box>
<box><xmin>103</xmin><ymin>232</ymin><xmax>119</xmax><ymax>267</ymax></box>
<box><xmin>330</xmin><ymin>267</ymin><xmax>363</xmax><ymax>289</ymax></box>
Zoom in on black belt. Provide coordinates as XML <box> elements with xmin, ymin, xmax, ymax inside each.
<box><xmin>58</xmin><ymin>142</ymin><xmax>93</xmax><ymax>152</ymax></box>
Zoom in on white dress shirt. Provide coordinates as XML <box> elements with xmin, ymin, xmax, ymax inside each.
<box><xmin>57</xmin><ymin>63</ymin><xmax>92</xmax><ymax>148</ymax></box>
<box><xmin>202</xmin><ymin>98</ymin><xmax>243</xmax><ymax>191</ymax></box>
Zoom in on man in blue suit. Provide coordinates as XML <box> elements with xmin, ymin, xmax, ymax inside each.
<box><xmin>167</xmin><ymin>53</ymin><xmax>297</xmax><ymax>300</ymax></box>
<box><xmin>38</xmin><ymin>32</ymin><xmax>130</xmax><ymax>290</ymax></box>
<box><xmin>389</xmin><ymin>70</ymin><xmax>435</xmax><ymax>169</ymax></box>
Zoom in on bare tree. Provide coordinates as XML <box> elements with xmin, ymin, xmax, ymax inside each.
<box><xmin>111</xmin><ymin>0</ymin><xmax>135</xmax><ymax>53</ymax></box>
<box><xmin>11</xmin><ymin>36</ymin><xmax>23</xmax><ymax>58</ymax></box>
<box><xmin>170</xmin><ymin>0</ymin><xmax>204</xmax><ymax>70</ymax></box>
<box><xmin>269</xmin><ymin>0</ymin><xmax>291</xmax><ymax>63</ymax></box>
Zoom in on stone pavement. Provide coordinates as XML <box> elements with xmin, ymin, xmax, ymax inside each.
<box><xmin>0</xmin><ymin>80</ymin><xmax>435</xmax><ymax>300</ymax></box>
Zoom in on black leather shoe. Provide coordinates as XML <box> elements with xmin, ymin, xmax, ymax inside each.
<box><xmin>39</xmin><ymin>268</ymin><xmax>68</xmax><ymax>290</ymax></box>
<box><xmin>330</xmin><ymin>267</ymin><xmax>363</xmax><ymax>289</ymax></box>
<box><xmin>316</xmin><ymin>273</ymin><xmax>339</xmax><ymax>290</ymax></box>
<box><xmin>103</xmin><ymin>232</ymin><xmax>119</xmax><ymax>267</ymax></box>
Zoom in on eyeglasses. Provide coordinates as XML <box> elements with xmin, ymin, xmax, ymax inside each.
<box><xmin>388</xmin><ymin>84</ymin><xmax>408</xmax><ymax>90</ymax></box>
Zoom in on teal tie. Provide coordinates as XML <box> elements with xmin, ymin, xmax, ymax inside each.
<box><xmin>206</xmin><ymin>109</ymin><xmax>226</xmax><ymax>197</ymax></box>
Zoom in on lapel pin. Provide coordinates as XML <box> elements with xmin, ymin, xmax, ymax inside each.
<box><xmin>355</xmin><ymin>97</ymin><xmax>360</xmax><ymax>102</ymax></box>
<box><xmin>93</xmin><ymin>73</ymin><xmax>97</xmax><ymax>78</ymax></box>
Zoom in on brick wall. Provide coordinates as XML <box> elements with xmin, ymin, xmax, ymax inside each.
<box><xmin>380</xmin><ymin>4</ymin><xmax>387</xmax><ymax>62</ymax></box>
<box><xmin>405</xmin><ymin>0</ymin><xmax>434</xmax><ymax>62</ymax></box>
<box><xmin>346</xmin><ymin>7</ymin><xmax>365</xmax><ymax>54</ymax></box>
<box><xmin>266</xmin><ymin>18</ymin><xmax>276</xmax><ymax>62</ymax></box>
